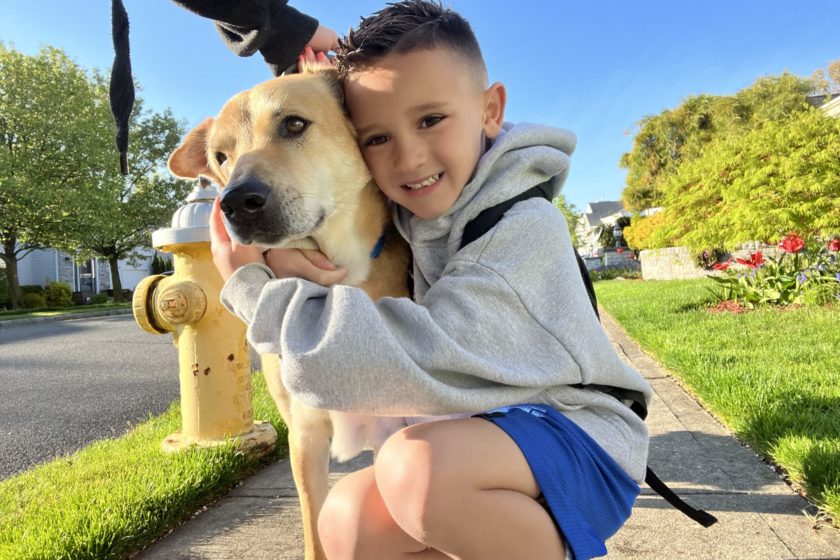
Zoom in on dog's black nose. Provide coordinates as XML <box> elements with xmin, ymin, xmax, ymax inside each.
<box><xmin>220</xmin><ymin>181</ymin><xmax>269</xmax><ymax>218</ymax></box>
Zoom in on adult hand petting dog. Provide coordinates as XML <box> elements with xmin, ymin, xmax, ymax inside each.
<box><xmin>297</xmin><ymin>45</ymin><xmax>336</xmax><ymax>72</ymax></box>
<box><xmin>209</xmin><ymin>197</ymin><xmax>265</xmax><ymax>281</ymax></box>
<box><xmin>306</xmin><ymin>24</ymin><xmax>339</xmax><ymax>53</ymax></box>
<box><xmin>265</xmin><ymin>248</ymin><xmax>348</xmax><ymax>286</ymax></box>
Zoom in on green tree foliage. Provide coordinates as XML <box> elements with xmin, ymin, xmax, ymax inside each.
<box><xmin>0</xmin><ymin>44</ymin><xmax>102</xmax><ymax>308</ymax></box>
<box><xmin>553</xmin><ymin>194</ymin><xmax>581</xmax><ymax>247</ymax></box>
<box><xmin>0</xmin><ymin>44</ymin><xmax>190</xmax><ymax>306</ymax></box>
<box><xmin>65</xmin><ymin>75</ymin><xmax>191</xmax><ymax>303</ymax></box>
<box><xmin>654</xmin><ymin>109</ymin><xmax>840</xmax><ymax>251</ymax></box>
<box><xmin>620</xmin><ymin>73</ymin><xmax>815</xmax><ymax>212</ymax></box>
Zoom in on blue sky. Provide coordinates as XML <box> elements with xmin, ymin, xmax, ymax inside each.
<box><xmin>2</xmin><ymin>1</ymin><xmax>839</xmax><ymax>212</ymax></box>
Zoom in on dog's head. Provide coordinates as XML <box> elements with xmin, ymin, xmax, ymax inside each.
<box><xmin>168</xmin><ymin>68</ymin><xmax>371</xmax><ymax>248</ymax></box>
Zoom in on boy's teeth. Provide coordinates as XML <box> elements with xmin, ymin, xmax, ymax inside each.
<box><xmin>405</xmin><ymin>174</ymin><xmax>440</xmax><ymax>190</ymax></box>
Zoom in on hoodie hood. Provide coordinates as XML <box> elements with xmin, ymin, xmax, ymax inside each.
<box><xmin>393</xmin><ymin>122</ymin><xmax>576</xmax><ymax>296</ymax></box>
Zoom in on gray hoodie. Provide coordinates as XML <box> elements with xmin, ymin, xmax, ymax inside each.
<box><xmin>221</xmin><ymin>122</ymin><xmax>652</xmax><ymax>482</ymax></box>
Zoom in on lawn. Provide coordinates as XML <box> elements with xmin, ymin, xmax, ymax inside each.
<box><xmin>0</xmin><ymin>373</ymin><xmax>286</xmax><ymax>560</ymax></box>
<box><xmin>0</xmin><ymin>302</ymin><xmax>132</xmax><ymax>321</ymax></box>
<box><xmin>595</xmin><ymin>278</ymin><xmax>840</xmax><ymax>524</ymax></box>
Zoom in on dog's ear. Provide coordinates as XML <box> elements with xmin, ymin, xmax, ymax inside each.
<box><xmin>168</xmin><ymin>117</ymin><xmax>217</xmax><ymax>181</ymax></box>
<box><xmin>315</xmin><ymin>67</ymin><xmax>345</xmax><ymax>107</ymax></box>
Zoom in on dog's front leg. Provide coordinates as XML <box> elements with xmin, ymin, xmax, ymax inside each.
<box><xmin>288</xmin><ymin>399</ymin><xmax>332</xmax><ymax>560</ymax></box>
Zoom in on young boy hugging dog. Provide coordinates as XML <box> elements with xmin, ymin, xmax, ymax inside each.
<box><xmin>210</xmin><ymin>1</ymin><xmax>652</xmax><ymax>558</ymax></box>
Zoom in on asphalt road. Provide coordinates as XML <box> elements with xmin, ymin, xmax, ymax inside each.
<box><xmin>0</xmin><ymin>314</ymin><xmax>180</xmax><ymax>479</ymax></box>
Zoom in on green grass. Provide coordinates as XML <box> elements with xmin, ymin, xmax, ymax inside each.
<box><xmin>0</xmin><ymin>303</ymin><xmax>131</xmax><ymax>321</ymax></box>
<box><xmin>0</xmin><ymin>373</ymin><xmax>287</xmax><ymax>560</ymax></box>
<box><xmin>595</xmin><ymin>278</ymin><xmax>840</xmax><ymax>524</ymax></box>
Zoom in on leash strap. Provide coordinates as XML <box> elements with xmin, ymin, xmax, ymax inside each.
<box><xmin>645</xmin><ymin>467</ymin><xmax>718</xmax><ymax>527</ymax></box>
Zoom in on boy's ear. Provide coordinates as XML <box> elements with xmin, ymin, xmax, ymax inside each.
<box><xmin>482</xmin><ymin>82</ymin><xmax>507</xmax><ymax>139</ymax></box>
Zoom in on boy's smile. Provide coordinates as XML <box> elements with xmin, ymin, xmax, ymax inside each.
<box><xmin>344</xmin><ymin>47</ymin><xmax>505</xmax><ymax>219</ymax></box>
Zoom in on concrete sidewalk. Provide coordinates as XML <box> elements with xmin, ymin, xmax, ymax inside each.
<box><xmin>134</xmin><ymin>311</ymin><xmax>840</xmax><ymax>559</ymax></box>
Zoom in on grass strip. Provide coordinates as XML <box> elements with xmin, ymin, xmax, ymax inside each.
<box><xmin>0</xmin><ymin>372</ymin><xmax>287</xmax><ymax>560</ymax></box>
<box><xmin>0</xmin><ymin>303</ymin><xmax>132</xmax><ymax>321</ymax></box>
<box><xmin>595</xmin><ymin>278</ymin><xmax>840</xmax><ymax>524</ymax></box>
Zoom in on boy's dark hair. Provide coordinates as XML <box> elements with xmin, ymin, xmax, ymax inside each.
<box><xmin>336</xmin><ymin>1</ymin><xmax>487</xmax><ymax>84</ymax></box>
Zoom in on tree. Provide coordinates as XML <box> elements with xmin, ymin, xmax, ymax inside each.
<box><xmin>65</xmin><ymin>77</ymin><xmax>191</xmax><ymax>303</ymax></box>
<box><xmin>0</xmin><ymin>44</ymin><xmax>104</xmax><ymax>308</ymax></box>
<box><xmin>620</xmin><ymin>73</ymin><xmax>815</xmax><ymax>213</ymax></box>
<box><xmin>649</xmin><ymin>109</ymin><xmax>840</xmax><ymax>251</ymax></box>
<box><xmin>553</xmin><ymin>194</ymin><xmax>581</xmax><ymax>247</ymax></box>
<box><xmin>1</xmin><ymin>43</ymin><xmax>190</xmax><ymax>307</ymax></box>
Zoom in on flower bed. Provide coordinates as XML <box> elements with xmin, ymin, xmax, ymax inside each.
<box><xmin>708</xmin><ymin>233</ymin><xmax>840</xmax><ymax>308</ymax></box>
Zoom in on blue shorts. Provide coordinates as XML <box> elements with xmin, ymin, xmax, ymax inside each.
<box><xmin>474</xmin><ymin>404</ymin><xmax>639</xmax><ymax>560</ymax></box>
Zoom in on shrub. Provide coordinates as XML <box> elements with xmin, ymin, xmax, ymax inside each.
<box><xmin>22</xmin><ymin>293</ymin><xmax>46</xmax><ymax>309</ymax></box>
<box><xmin>151</xmin><ymin>254</ymin><xmax>173</xmax><ymax>275</ymax></box>
<box><xmin>695</xmin><ymin>247</ymin><xmax>727</xmax><ymax>270</ymax></box>
<box><xmin>90</xmin><ymin>293</ymin><xmax>109</xmax><ymax>305</ymax></box>
<box><xmin>589</xmin><ymin>265</ymin><xmax>642</xmax><ymax>282</ymax></box>
<box><xmin>20</xmin><ymin>284</ymin><xmax>44</xmax><ymax>295</ymax></box>
<box><xmin>44</xmin><ymin>282</ymin><xmax>73</xmax><ymax>307</ymax></box>
<box><xmin>623</xmin><ymin>212</ymin><xmax>671</xmax><ymax>250</ymax></box>
<box><xmin>0</xmin><ymin>270</ymin><xmax>9</xmax><ymax>309</ymax></box>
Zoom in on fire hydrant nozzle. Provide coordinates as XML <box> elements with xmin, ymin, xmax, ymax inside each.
<box><xmin>133</xmin><ymin>177</ymin><xmax>277</xmax><ymax>457</ymax></box>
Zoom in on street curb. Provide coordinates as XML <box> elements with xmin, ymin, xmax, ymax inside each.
<box><xmin>0</xmin><ymin>308</ymin><xmax>133</xmax><ymax>327</ymax></box>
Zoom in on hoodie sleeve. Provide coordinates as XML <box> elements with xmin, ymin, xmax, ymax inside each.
<box><xmin>220</xmin><ymin>226</ymin><xmax>595</xmax><ymax>417</ymax></box>
<box><xmin>171</xmin><ymin>0</ymin><xmax>318</xmax><ymax>75</ymax></box>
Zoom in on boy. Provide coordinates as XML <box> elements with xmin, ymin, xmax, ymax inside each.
<box><xmin>211</xmin><ymin>1</ymin><xmax>653</xmax><ymax>558</ymax></box>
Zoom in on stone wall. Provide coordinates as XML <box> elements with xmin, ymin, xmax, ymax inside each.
<box><xmin>640</xmin><ymin>247</ymin><xmax>708</xmax><ymax>281</ymax></box>
<box><xmin>640</xmin><ymin>244</ymin><xmax>781</xmax><ymax>281</ymax></box>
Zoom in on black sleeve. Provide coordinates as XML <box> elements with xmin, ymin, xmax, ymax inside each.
<box><xmin>171</xmin><ymin>0</ymin><xmax>319</xmax><ymax>75</ymax></box>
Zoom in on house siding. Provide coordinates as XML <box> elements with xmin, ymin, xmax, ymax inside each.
<box><xmin>17</xmin><ymin>250</ymin><xmax>58</xmax><ymax>287</ymax></box>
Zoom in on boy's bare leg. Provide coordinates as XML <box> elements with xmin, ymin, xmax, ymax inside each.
<box><xmin>318</xmin><ymin>466</ymin><xmax>448</xmax><ymax>559</ymax></box>
<box><xmin>374</xmin><ymin>418</ymin><xmax>566</xmax><ymax>559</ymax></box>
<box><xmin>318</xmin><ymin>418</ymin><xmax>566</xmax><ymax>559</ymax></box>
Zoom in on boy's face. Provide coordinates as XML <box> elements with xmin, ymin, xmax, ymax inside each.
<box><xmin>344</xmin><ymin>47</ymin><xmax>505</xmax><ymax>220</ymax></box>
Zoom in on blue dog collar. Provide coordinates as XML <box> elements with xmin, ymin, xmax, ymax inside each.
<box><xmin>370</xmin><ymin>233</ymin><xmax>386</xmax><ymax>259</ymax></box>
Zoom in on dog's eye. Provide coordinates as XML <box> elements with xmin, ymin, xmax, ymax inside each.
<box><xmin>282</xmin><ymin>116</ymin><xmax>309</xmax><ymax>136</ymax></box>
<box><xmin>215</xmin><ymin>152</ymin><xmax>228</xmax><ymax>167</ymax></box>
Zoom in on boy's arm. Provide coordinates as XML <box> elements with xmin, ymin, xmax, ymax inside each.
<box><xmin>171</xmin><ymin>0</ymin><xmax>321</xmax><ymax>75</ymax></box>
<box><xmin>220</xmin><ymin>258</ymin><xmax>587</xmax><ymax>418</ymax></box>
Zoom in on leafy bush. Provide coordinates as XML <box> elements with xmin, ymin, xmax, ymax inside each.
<box><xmin>622</xmin><ymin>212</ymin><xmax>672</xmax><ymax>250</ymax></box>
<box><xmin>151</xmin><ymin>254</ymin><xmax>173</xmax><ymax>275</ymax></box>
<box><xmin>0</xmin><ymin>270</ymin><xmax>9</xmax><ymax>309</ymax></box>
<box><xmin>708</xmin><ymin>233</ymin><xmax>840</xmax><ymax>308</ymax></box>
<box><xmin>90</xmin><ymin>293</ymin><xmax>109</xmax><ymax>305</ymax></box>
<box><xmin>695</xmin><ymin>247</ymin><xmax>727</xmax><ymax>270</ymax></box>
<box><xmin>20</xmin><ymin>284</ymin><xmax>44</xmax><ymax>295</ymax></box>
<box><xmin>22</xmin><ymin>293</ymin><xmax>46</xmax><ymax>309</ymax></box>
<box><xmin>44</xmin><ymin>282</ymin><xmax>73</xmax><ymax>307</ymax></box>
<box><xmin>589</xmin><ymin>265</ymin><xmax>642</xmax><ymax>282</ymax></box>
<box><xmin>654</xmin><ymin>110</ymin><xmax>840</xmax><ymax>252</ymax></box>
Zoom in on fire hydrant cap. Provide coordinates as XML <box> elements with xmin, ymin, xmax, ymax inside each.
<box><xmin>152</xmin><ymin>177</ymin><xmax>220</xmax><ymax>248</ymax></box>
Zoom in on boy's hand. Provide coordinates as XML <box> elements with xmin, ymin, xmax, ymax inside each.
<box><xmin>209</xmin><ymin>197</ymin><xmax>265</xmax><ymax>282</ymax></box>
<box><xmin>264</xmin><ymin>248</ymin><xmax>348</xmax><ymax>287</ymax></box>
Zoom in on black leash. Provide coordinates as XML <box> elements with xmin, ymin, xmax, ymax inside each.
<box><xmin>109</xmin><ymin>0</ymin><xmax>134</xmax><ymax>176</ymax></box>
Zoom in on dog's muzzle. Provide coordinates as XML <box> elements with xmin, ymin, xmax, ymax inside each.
<box><xmin>220</xmin><ymin>177</ymin><xmax>323</xmax><ymax>246</ymax></box>
<box><xmin>220</xmin><ymin>179</ymin><xmax>269</xmax><ymax>219</ymax></box>
<box><xmin>219</xmin><ymin>178</ymin><xmax>275</xmax><ymax>244</ymax></box>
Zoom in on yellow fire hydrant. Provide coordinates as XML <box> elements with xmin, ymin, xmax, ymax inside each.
<box><xmin>133</xmin><ymin>177</ymin><xmax>277</xmax><ymax>455</ymax></box>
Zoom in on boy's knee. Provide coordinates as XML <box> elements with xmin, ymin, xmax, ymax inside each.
<box><xmin>318</xmin><ymin>475</ymin><xmax>363</xmax><ymax>558</ymax></box>
<box><xmin>375</xmin><ymin>424</ymin><xmax>459</xmax><ymax>543</ymax></box>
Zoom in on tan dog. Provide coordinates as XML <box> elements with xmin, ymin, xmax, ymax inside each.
<box><xmin>168</xmin><ymin>67</ymin><xmax>410</xmax><ymax>560</ymax></box>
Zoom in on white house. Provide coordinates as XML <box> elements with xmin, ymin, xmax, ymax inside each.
<box><xmin>12</xmin><ymin>248</ymin><xmax>155</xmax><ymax>301</ymax></box>
<box><xmin>822</xmin><ymin>95</ymin><xmax>840</xmax><ymax>117</ymax></box>
<box><xmin>575</xmin><ymin>201</ymin><xmax>630</xmax><ymax>257</ymax></box>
